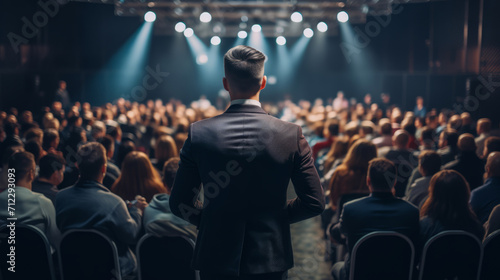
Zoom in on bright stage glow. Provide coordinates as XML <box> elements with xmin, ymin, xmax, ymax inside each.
<box><xmin>337</xmin><ymin>11</ymin><xmax>349</xmax><ymax>23</ymax></box>
<box><xmin>196</xmin><ymin>54</ymin><xmax>208</xmax><ymax>65</ymax></box>
<box><xmin>276</xmin><ymin>36</ymin><xmax>286</xmax><ymax>46</ymax></box>
<box><xmin>175</xmin><ymin>22</ymin><xmax>186</xmax><ymax>33</ymax></box>
<box><xmin>210</xmin><ymin>36</ymin><xmax>221</xmax><ymax>46</ymax></box>
<box><xmin>252</xmin><ymin>24</ymin><xmax>262</xmax><ymax>32</ymax></box>
<box><xmin>200</xmin><ymin>12</ymin><xmax>212</xmax><ymax>23</ymax></box>
<box><xmin>291</xmin><ymin>12</ymin><xmax>303</xmax><ymax>23</ymax></box>
<box><xmin>184</xmin><ymin>28</ymin><xmax>194</xmax><ymax>38</ymax></box>
<box><xmin>144</xmin><ymin>11</ymin><xmax>156</xmax><ymax>22</ymax></box>
<box><xmin>317</xmin><ymin>22</ymin><xmax>328</xmax><ymax>32</ymax></box>
<box><xmin>238</xmin><ymin>30</ymin><xmax>248</xmax><ymax>39</ymax></box>
<box><xmin>303</xmin><ymin>28</ymin><xmax>314</xmax><ymax>38</ymax></box>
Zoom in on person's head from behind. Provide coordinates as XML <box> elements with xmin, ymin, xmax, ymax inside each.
<box><xmin>367</xmin><ymin>158</ymin><xmax>397</xmax><ymax>193</ymax></box>
<box><xmin>112</xmin><ymin>151</ymin><xmax>165</xmax><ymax>202</ymax></box>
<box><xmin>76</xmin><ymin>142</ymin><xmax>107</xmax><ymax>183</ymax></box>
<box><xmin>162</xmin><ymin>157</ymin><xmax>180</xmax><ymax>194</ymax></box>
<box><xmin>24</xmin><ymin>128</ymin><xmax>43</xmax><ymax>145</ymax></box>
<box><xmin>223</xmin><ymin>45</ymin><xmax>266</xmax><ymax>99</ymax></box>
<box><xmin>486</xmin><ymin>152</ymin><xmax>500</xmax><ymax>179</ymax></box>
<box><xmin>91</xmin><ymin>121</ymin><xmax>106</xmax><ymax>140</ymax></box>
<box><xmin>458</xmin><ymin>133</ymin><xmax>476</xmax><ymax>153</ymax></box>
<box><xmin>38</xmin><ymin>153</ymin><xmax>66</xmax><ymax>186</ymax></box>
<box><xmin>42</xmin><ymin>128</ymin><xmax>60</xmax><ymax>151</ymax></box>
<box><xmin>97</xmin><ymin>135</ymin><xmax>115</xmax><ymax>160</ymax></box>
<box><xmin>393</xmin><ymin>129</ymin><xmax>410</xmax><ymax>149</ymax></box>
<box><xmin>418</xmin><ymin>151</ymin><xmax>441</xmax><ymax>177</ymax></box>
<box><xmin>116</xmin><ymin>140</ymin><xmax>135</xmax><ymax>168</ymax></box>
<box><xmin>379</xmin><ymin>120</ymin><xmax>392</xmax><ymax>136</ymax></box>
<box><xmin>477</xmin><ymin>118</ymin><xmax>492</xmax><ymax>135</ymax></box>
<box><xmin>9</xmin><ymin>152</ymin><xmax>36</xmax><ymax>188</ymax></box>
<box><xmin>155</xmin><ymin>135</ymin><xmax>178</xmax><ymax>163</ymax></box>
<box><xmin>24</xmin><ymin>140</ymin><xmax>45</xmax><ymax>164</ymax></box>
<box><xmin>343</xmin><ymin>139</ymin><xmax>377</xmax><ymax>171</ymax></box>
<box><xmin>324</xmin><ymin>118</ymin><xmax>340</xmax><ymax>138</ymax></box>
<box><xmin>484</xmin><ymin>136</ymin><xmax>500</xmax><ymax>158</ymax></box>
<box><xmin>439</xmin><ymin>128</ymin><xmax>458</xmax><ymax>149</ymax></box>
<box><xmin>420</xmin><ymin>170</ymin><xmax>475</xmax><ymax>226</ymax></box>
<box><xmin>420</xmin><ymin>126</ymin><xmax>435</xmax><ymax>147</ymax></box>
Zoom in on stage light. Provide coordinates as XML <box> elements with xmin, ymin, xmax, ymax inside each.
<box><xmin>210</xmin><ymin>36</ymin><xmax>221</xmax><ymax>46</ymax></box>
<box><xmin>317</xmin><ymin>22</ymin><xmax>328</xmax><ymax>32</ymax></box>
<box><xmin>200</xmin><ymin>12</ymin><xmax>212</xmax><ymax>23</ymax></box>
<box><xmin>196</xmin><ymin>54</ymin><xmax>208</xmax><ymax>65</ymax></box>
<box><xmin>337</xmin><ymin>11</ymin><xmax>349</xmax><ymax>23</ymax></box>
<box><xmin>175</xmin><ymin>22</ymin><xmax>186</xmax><ymax>33</ymax></box>
<box><xmin>184</xmin><ymin>28</ymin><xmax>194</xmax><ymax>38</ymax></box>
<box><xmin>276</xmin><ymin>36</ymin><xmax>286</xmax><ymax>45</ymax></box>
<box><xmin>291</xmin><ymin>11</ymin><xmax>303</xmax><ymax>23</ymax></box>
<box><xmin>238</xmin><ymin>30</ymin><xmax>248</xmax><ymax>39</ymax></box>
<box><xmin>303</xmin><ymin>28</ymin><xmax>314</xmax><ymax>38</ymax></box>
<box><xmin>252</xmin><ymin>24</ymin><xmax>262</xmax><ymax>32</ymax></box>
<box><xmin>144</xmin><ymin>11</ymin><xmax>156</xmax><ymax>22</ymax></box>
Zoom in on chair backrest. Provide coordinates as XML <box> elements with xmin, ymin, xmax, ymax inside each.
<box><xmin>419</xmin><ymin>230</ymin><xmax>483</xmax><ymax>280</ymax></box>
<box><xmin>58</xmin><ymin>229</ymin><xmax>122</xmax><ymax>280</ymax></box>
<box><xmin>136</xmin><ymin>234</ymin><xmax>198</xmax><ymax>280</ymax></box>
<box><xmin>0</xmin><ymin>224</ymin><xmax>56</xmax><ymax>280</ymax></box>
<box><xmin>481</xmin><ymin>229</ymin><xmax>500</xmax><ymax>280</ymax></box>
<box><xmin>349</xmin><ymin>231</ymin><xmax>415</xmax><ymax>280</ymax></box>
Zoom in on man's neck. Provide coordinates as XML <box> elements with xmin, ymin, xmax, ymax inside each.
<box><xmin>37</xmin><ymin>177</ymin><xmax>55</xmax><ymax>186</ymax></box>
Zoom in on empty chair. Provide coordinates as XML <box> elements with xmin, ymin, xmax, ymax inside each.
<box><xmin>349</xmin><ymin>231</ymin><xmax>415</xmax><ymax>280</ymax></box>
<box><xmin>137</xmin><ymin>234</ymin><xmax>198</xmax><ymax>280</ymax></box>
<box><xmin>482</xmin><ymin>229</ymin><xmax>500</xmax><ymax>280</ymax></box>
<box><xmin>58</xmin><ymin>229</ymin><xmax>122</xmax><ymax>280</ymax></box>
<box><xmin>0</xmin><ymin>224</ymin><xmax>56</xmax><ymax>280</ymax></box>
<box><xmin>419</xmin><ymin>230</ymin><xmax>482</xmax><ymax>280</ymax></box>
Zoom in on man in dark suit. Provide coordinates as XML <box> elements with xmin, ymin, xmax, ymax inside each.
<box><xmin>170</xmin><ymin>45</ymin><xmax>325</xmax><ymax>280</ymax></box>
<box><xmin>330</xmin><ymin>158</ymin><xmax>420</xmax><ymax>280</ymax></box>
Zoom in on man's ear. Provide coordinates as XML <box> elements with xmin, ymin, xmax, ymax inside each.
<box><xmin>101</xmin><ymin>164</ymin><xmax>107</xmax><ymax>174</ymax></box>
<box><xmin>366</xmin><ymin>176</ymin><xmax>372</xmax><ymax>191</ymax></box>
<box><xmin>260</xmin><ymin>75</ymin><xmax>267</xmax><ymax>91</ymax></box>
<box><xmin>223</xmin><ymin>77</ymin><xmax>230</xmax><ymax>92</ymax></box>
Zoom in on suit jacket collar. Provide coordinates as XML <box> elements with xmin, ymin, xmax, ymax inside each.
<box><xmin>224</xmin><ymin>104</ymin><xmax>268</xmax><ymax>115</ymax></box>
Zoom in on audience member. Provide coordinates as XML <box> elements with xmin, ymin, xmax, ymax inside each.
<box><xmin>330</xmin><ymin>158</ymin><xmax>419</xmax><ymax>280</ymax></box>
<box><xmin>470</xmin><ymin>152</ymin><xmax>500</xmax><ymax>223</ymax></box>
<box><xmin>384</xmin><ymin>130</ymin><xmax>418</xmax><ymax>197</ymax></box>
<box><xmin>116</xmin><ymin>139</ymin><xmax>135</xmax><ymax>169</ymax></box>
<box><xmin>112</xmin><ymin>151</ymin><xmax>167</xmax><ymax>202</ymax></box>
<box><xmin>476</xmin><ymin>118</ymin><xmax>492</xmax><ymax>157</ymax></box>
<box><xmin>32</xmin><ymin>154</ymin><xmax>65</xmax><ymax>204</ymax></box>
<box><xmin>405</xmin><ymin>151</ymin><xmax>441</xmax><ymax>208</ymax></box>
<box><xmin>56</xmin><ymin>142</ymin><xmax>146</xmax><ymax>277</ymax></box>
<box><xmin>444</xmin><ymin>133</ymin><xmax>484</xmax><ymax>190</ymax></box>
<box><xmin>151</xmin><ymin>135</ymin><xmax>178</xmax><ymax>171</ymax></box>
<box><xmin>0</xmin><ymin>152</ymin><xmax>60</xmax><ymax>249</ymax></box>
<box><xmin>483</xmin><ymin>136</ymin><xmax>500</xmax><ymax>159</ymax></box>
<box><xmin>97</xmin><ymin>135</ymin><xmax>121</xmax><ymax>188</ymax></box>
<box><xmin>371</xmin><ymin>120</ymin><xmax>392</xmax><ymax>148</ymax></box>
<box><xmin>413</xmin><ymin>96</ymin><xmax>426</xmax><ymax>118</ymax></box>
<box><xmin>420</xmin><ymin>170</ymin><xmax>484</xmax><ymax>243</ymax></box>
<box><xmin>484</xmin><ymin>204</ymin><xmax>500</xmax><ymax>238</ymax></box>
<box><xmin>312</xmin><ymin>119</ymin><xmax>339</xmax><ymax>159</ymax></box>
<box><xmin>437</xmin><ymin>128</ymin><xmax>459</xmax><ymax>165</ymax></box>
<box><xmin>328</xmin><ymin>140</ymin><xmax>377</xmax><ymax>210</ymax></box>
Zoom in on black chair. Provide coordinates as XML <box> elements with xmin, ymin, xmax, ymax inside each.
<box><xmin>0</xmin><ymin>224</ymin><xmax>56</xmax><ymax>280</ymax></box>
<box><xmin>136</xmin><ymin>234</ymin><xmax>198</xmax><ymax>280</ymax></box>
<box><xmin>418</xmin><ymin>230</ymin><xmax>482</xmax><ymax>280</ymax></box>
<box><xmin>481</xmin><ymin>229</ymin><xmax>500</xmax><ymax>280</ymax></box>
<box><xmin>58</xmin><ymin>229</ymin><xmax>122</xmax><ymax>280</ymax></box>
<box><xmin>349</xmin><ymin>231</ymin><xmax>415</xmax><ymax>280</ymax></box>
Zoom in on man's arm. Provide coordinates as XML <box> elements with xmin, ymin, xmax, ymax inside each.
<box><xmin>170</xmin><ymin>129</ymin><xmax>202</xmax><ymax>226</ymax></box>
<box><xmin>110</xmin><ymin>200</ymin><xmax>142</xmax><ymax>245</ymax></box>
<box><xmin>288</xmin><ymin>126</ymin><xmax>325</xmax><ymax>223</ymax></box>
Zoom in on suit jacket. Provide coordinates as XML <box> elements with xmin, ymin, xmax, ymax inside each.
<box><xmin>470</xmin><ymin>177</ymin><xmax>500</xmax><ymax>224</ymax></box>
<box><xmin>170</xmin><ymin>104</ymin><xmax>324</xmax><ymax>276</ymax></box>
<box><xmin>333</xmin><ymin>192</ymin><xmax>420</xmax><ymax>277</ymax></box>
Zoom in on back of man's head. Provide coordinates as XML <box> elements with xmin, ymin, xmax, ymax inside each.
<box><xmin>443</xmin><ymin>128</ymin><xmax>459</xmax><ymax>147</ymax></box>
<box><xmin>368</xmin><ymin>158</ymin><xmax>397</xmax><ymax>192</ymax></box>
<box><xmin>477</xmin><ymin>118</ymin><xmax>492</xmax><ymax>134</ymax></box>
<box><xmin>42</xmin><ymin>128</ymin><xmax>59</xmax><ymax>151</ymax></box>
<box><xmin>224</xmin><ymin>45</ymin><xmax>266</xmax><ymax>96</ymax></box>
<box><xmin>39</xmin><ymin>153</ymin><xmax>66</xmax><ymax>180</ymax></box>
<box><xmin>419</xmin><ymin>151</ymin><xmax>441</xmax><ymax>177</ymax></box>
<box><xmin>486</xmin><ymin>152</ymin><xmax>500</xmax><ymax>178</ymax></box>
<box><xmin>9</xmin><ymin>151</ymin><xmax>35</xmax><ymax>184</ymax></box>
<box><xmin>162</xmin><ymin>157</ymin><xmax>180</xmax><ymax>192</ymax></box>
<box><xmin>77</xmin><ymin>142</ymin><xmax>106</xmax><ymax>181</ymax></box>
<box><xmin>393</xmin><ymin>129</ymin><xmax>410</xmax><ymax>148</ymax></box>
<box><xmin>485</xmin><ymin>136</ymin><xmax>500</xmax><ymax>157</ymax></box>
<box><xmin>380</xmin><ymin>122</ymin><xmax>392</xmax><ymax>136</ymax></box>
<box><xmin>458</xmin><ymin>133</ymin><xmax>476</xmax><ymax>152</ymax></box>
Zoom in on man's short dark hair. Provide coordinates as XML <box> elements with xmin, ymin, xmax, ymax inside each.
<box><xmin>42</xmin><ymin>129</ymin><xmax>59</xmax><ymax>151</ymax></box>
<box><xmin>486</xmin><ymin>137</ymin><xmax>500</xmax><ymax>155</ymax></box>
<box><xmin>368</xmin><ymin>158</ymin><xmax>397</xmax><ymax>191</ymax></box>
<box><xmin>24</xmin><ymin>140</ymin><xmax>43</xmax><ymax>164</ymax></box>
<box><xmin>327</xmin><ymin>119</ymin><xmax>340</xmax><ymax>136</ymax></box>
<box><xmin>162</xmin><ymin>157</ymin><xmax>180</xmax><ymax>191</ymax></box>
<box><xmin>77</xmin><ymin>142</ymin><xmax>106</xmax><ymax>180</ymax></box>
<box><xmin>224</xmin><ymin>45</ymin><xmax>266</xmax><ymax>95</ymax></box>
<box><xmin>419</xmin><ymin>151</ymin><xmax>441</xmax><ymax>177</ymax></box>
<box><xmin>442</xmin><ymin>129</ymin><xmax>459</xmax><ymax>147</ymax></box>
<box><xmin>97</xmin><ymin>135</ymin><xmax>114</xmax><ymax>153</ymax></box>
<box><xmin>380</xmin><ymin>122</ymin><xmax>392</xmax><ymax>135</ymax></box>
<box><xmin>421</xmin><ymin>126</ymin><xmax>435</xmax><ymax>142</ymax></box>
<box><xmin>8</xmin><ymin>151</ymin><xmax>35</xmax><ymax>181</ymax></box>
<box><xmin>39</xmin><ymin>153</ymin><xmax>66</xmax><ymax>179</ymax></box>
<box><xmin>3</xmin><ymin>120</ymin><xmax>19</xmax><ymax>136</ymax></box>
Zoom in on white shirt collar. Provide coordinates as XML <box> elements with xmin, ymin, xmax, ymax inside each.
<box><xmin>230</xmin><ymin>99</ymin><xmax>262</xmax><ymax>107</ymax></box>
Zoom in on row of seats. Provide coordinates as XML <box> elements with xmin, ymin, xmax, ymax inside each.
<box><xmin>349</xmin><ymin>230</ymin><xmax>500</xmax><ymax>280</ymax></box>
<box><xmin>0</xmin><ymin>225</ymin><xmax>198</xmax><ymax>280</ymax></box>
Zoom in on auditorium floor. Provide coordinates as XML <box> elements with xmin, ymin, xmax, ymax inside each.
<box><xmin>288</xmin><ymin>185</ymin><xmax>333</xmax><ymax>280</ymax></box>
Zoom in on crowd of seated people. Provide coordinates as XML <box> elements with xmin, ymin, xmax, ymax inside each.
<box><xmin>1</xmin><ymin>92</ymin><xmax>500</xmax><ymax>279</ymax></box>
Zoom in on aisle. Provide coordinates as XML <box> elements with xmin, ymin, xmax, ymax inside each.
<box><xmin>287</xmin><ymin>184</ymin><xmax>333</xmax><ymax>280</ymax></box>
